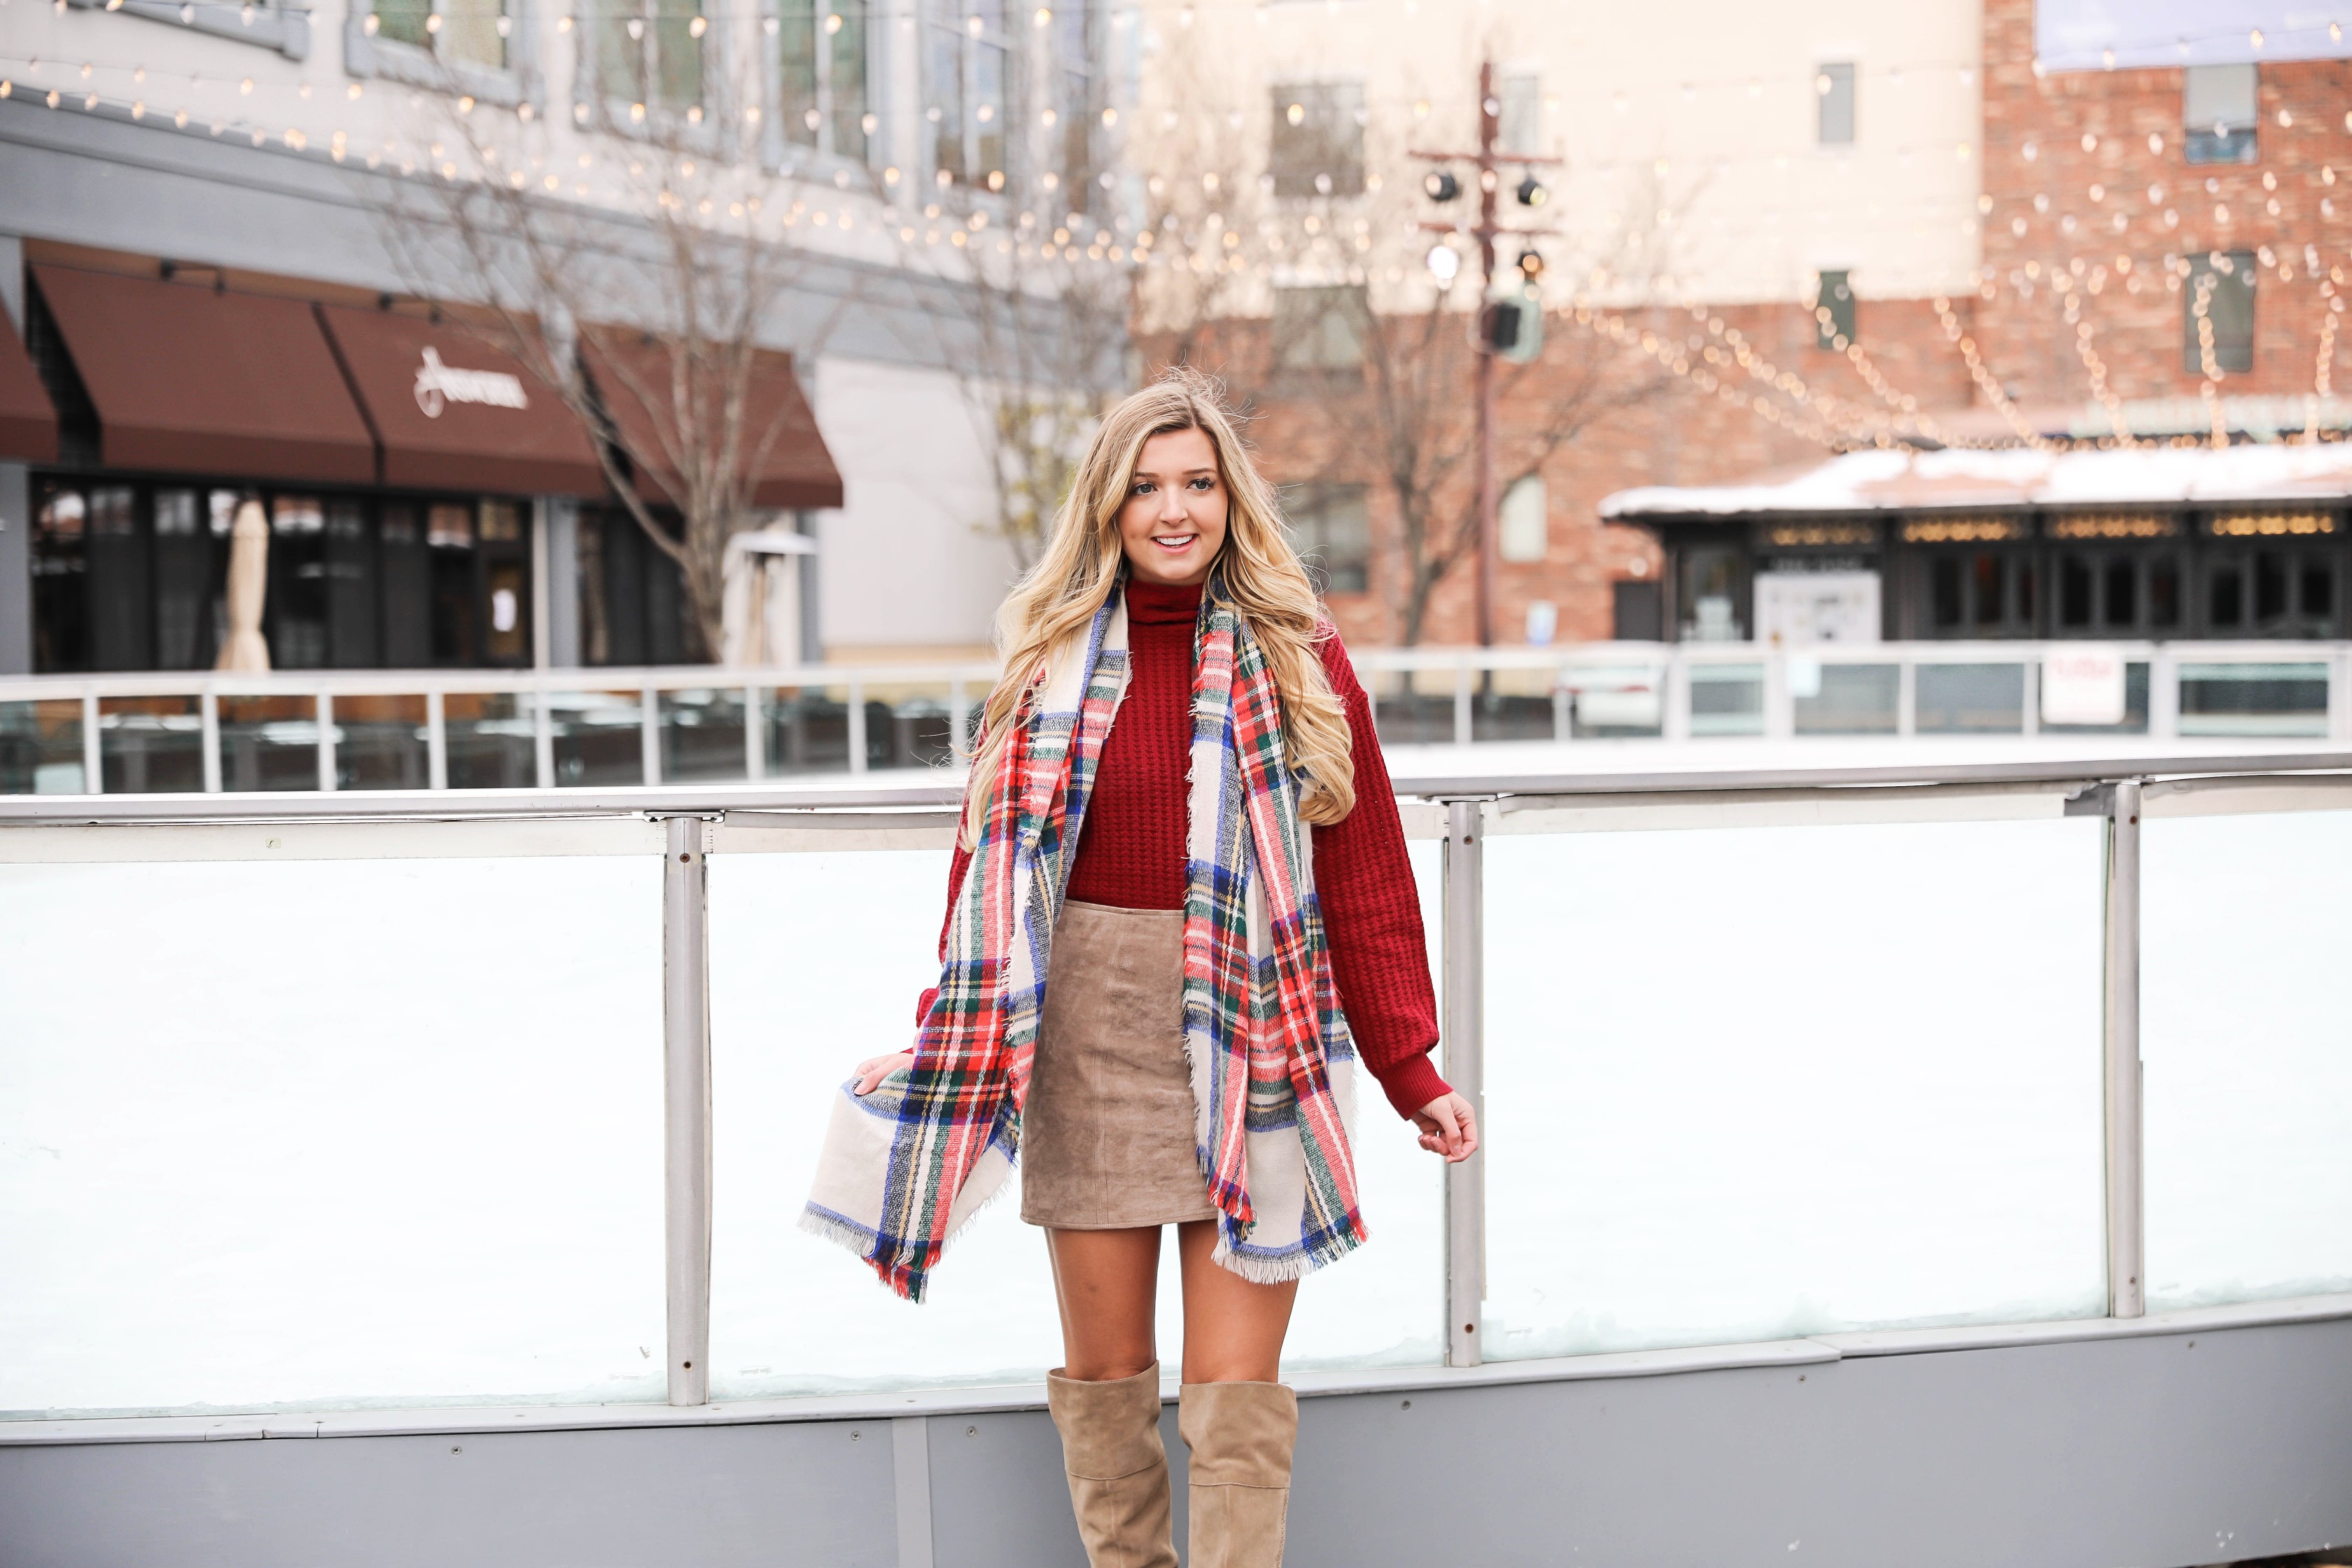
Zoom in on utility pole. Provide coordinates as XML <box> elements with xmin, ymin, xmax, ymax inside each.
<box><xmin>1410</xmin><ymin>62</ymin><xmax>1560</xmax><ymax>648</ymax></box>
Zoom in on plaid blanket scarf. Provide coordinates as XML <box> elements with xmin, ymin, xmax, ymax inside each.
<box><xmin>803</xmin><ymin>574</ymin><xmax>1368</xmax><ymax>1301</ymax></box>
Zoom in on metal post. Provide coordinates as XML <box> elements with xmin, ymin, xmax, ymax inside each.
<box><xmin>847</xmin><ymin>679</ymin><xmax>868</xmax><ymax>774</ymax></box>
<box><xmin>744</xmin><ymin>684</ymin><xmax>765</xmax><ymax>781</ymax></box>
<box><xmin>200</xmin><ymin>689</ymin><xmax>222</xmax><ymax>793</ymax></box>
<box><xmin>2104</xmin><ymin>778</ymin><xmax>2146</xmax><ymax>1320</ymax></box>
<box><xmin>1550</xmin><ymin>676</ymin><xmax>1571</xmax><ymax>743</ymax></box>
<box><xmin>1452</xmin><ymin>664</ymin><xmax>1473</xmax><ymax>747</ymax></box>
<box><xmin>2021</xmin><ymin>659</ymin><xmax>2040</xmax><ymax>737</ymax></box>
<box><xmin>1660</xmin><ymin>654</ymin><xmax>1691</xmax><ymax>743</ymax></box>
<box><xmin>80</xmin><ymin>689</ymin><xmax>100</xmax><ymax>793</ymax></box>
<box><xmin>426</xmin><ymin>690</ymin><xmax>449</xmax><ymax>792</ymax></box>
<box><xmin>2148</xmin><ymin>648</ymin><xmax>2180</xmax><ymax>741</ymax></box>
<box><xmin>1896</xmin><ymin>657</ymin><xmax>1918</xmax><ymax>738</ymax></box>
<box><xmin>533</xmin><ymin>687</ymin><xmax>554</xmax><ymax>789</ymax></box>
<box><xmin>950</xmin><ymin>677</ymin><xmax>970</xmax><ymax>757</ymax></box>
<box><xmin>662</xmin><ymin>815</ymin><xmax>715</xmax><ymax>1404</ymax></box>
<box><xmin>316</xmin><ymin>692</ymin><xmax>337</xmax><ymax>792</ymax></box>
<box><xmin>1441</xmin><ymin>799</ymin><xmax>1487</xmax><ymax>1368</ymax></box>
<box><xmin>641</xmin><ymin>687</ymin><xmax>662</xmax><ymax>787</ymax></box>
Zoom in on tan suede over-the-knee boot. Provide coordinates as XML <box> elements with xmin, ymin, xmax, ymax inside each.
<box><xmin>1177</xmin><ymin>1381</ymin><xmax>1298</xmax><ymax>1568</ymax></box>
<box><xmin>1046</xmin><ymin>1364</ymin><xmax>1180</xmax><ymax>1568</ymax></box>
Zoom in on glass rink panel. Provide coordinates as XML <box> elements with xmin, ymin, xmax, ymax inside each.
<box><xmin>0</xmin><ymin>851</ymin><xmax>667</xmax><ymax>1418</ymax></box>
<box><xmin>2141</xmin><ymin>806</ymin><xmax>2352</xmax><ymax>1311</ymax></box>
<box><xmin>1480</xmin><ymin>811</ymin><xmax>2109</xmax><ymax>1360</ymax></box>
<box><xmin>706</xmin><ymin>839</ymin><xmax>1447</xmax><ymax>1396</ymax></box>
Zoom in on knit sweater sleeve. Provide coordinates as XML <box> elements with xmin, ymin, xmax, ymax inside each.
<box><xmin>1311</xmin><ymin>629</ymin><xmax>1452</xmax><ymax>1120</ymax></box>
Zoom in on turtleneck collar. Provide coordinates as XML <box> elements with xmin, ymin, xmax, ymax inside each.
<box><xmin>1125</xmin><ymin>575</ymin><xmax>1205</xmax><ymax>626</ymax></box>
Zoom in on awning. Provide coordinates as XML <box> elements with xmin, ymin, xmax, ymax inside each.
<box><xmin>31</xmin><ymin>265</ymin><xmax>374</xmax><ymax>484</ymax></box>
<box><xmin>316</xmin><ymin>305</ymin><xmax>607</xmax><ymax>498</ymax></box>
<box><xmin>581</xmin><ymin>330</ymin><xmax>844</xmax><ymax>511</ymax></box>
<box><xmin>0</xmin><ymin>312</ymin><xmax>57</xmax><ymax>463</ymax></box>
<box><xmin>1602</xmin><ymin>445</ymin><xmax>2352</xmax><ymax>521</ymax></box>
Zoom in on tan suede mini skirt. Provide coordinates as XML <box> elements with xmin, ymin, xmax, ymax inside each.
<box><xmin>1020</xmin><ymin>899</ymin><xmax>1219</xmax><ymax>1229</ymax></box>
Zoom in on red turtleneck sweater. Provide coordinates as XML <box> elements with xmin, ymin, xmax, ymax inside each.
<box><xmin>920</xmin><ymin>577</ymin><xmax>1448</xmax><ymax>1120</ymax></box>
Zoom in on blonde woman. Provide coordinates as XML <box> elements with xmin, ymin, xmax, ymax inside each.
<box><xmin>809</xmin><ymin>372</ymin><xmax>1476</xmax><ymax>1568</ymax></box>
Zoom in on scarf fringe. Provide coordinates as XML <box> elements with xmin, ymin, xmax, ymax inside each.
<box><xmin>798</xmin><ymin>1148</ymin><xmax>1016</xmax><ymax>1304</ymax></box>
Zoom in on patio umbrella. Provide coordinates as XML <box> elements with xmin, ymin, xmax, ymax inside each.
<box><xmin>214</xmin><ymin>497</ymin><xmax>271</xmax><ymax>672</ymax></box>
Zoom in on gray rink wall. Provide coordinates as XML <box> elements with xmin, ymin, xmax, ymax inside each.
<box><xmin>4</xmin><ymin>1314</ymin><xmax>2350</xmax><ymax>1568</ymax></box>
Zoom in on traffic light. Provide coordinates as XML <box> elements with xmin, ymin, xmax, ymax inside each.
<box><xmin>1515</xmin><ymin>174</ymin><xmax>1548</xmax><ymax>207</ymax></box>
<box><xmin>1476</xmin><ymin>281</ymin><xmax>1545</xmax><ymax>364</ymax></box>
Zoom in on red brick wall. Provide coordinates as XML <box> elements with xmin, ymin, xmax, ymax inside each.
<box><xmin>1976</xmin><ymin>0</ymin><xmax>2352</xmax><ymax>405</ymax></box>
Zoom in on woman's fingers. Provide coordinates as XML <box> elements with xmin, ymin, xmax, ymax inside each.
<box><xmin>851</xmin><ymin>1053</ymin><xmax>914</xmax><ymax>1096</ymax></box>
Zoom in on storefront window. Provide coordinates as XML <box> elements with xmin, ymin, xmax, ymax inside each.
<box><xmin>429</xmin><ymin>502</ymin><xmax>477</xmax><ymax>666</ymax></box>
<box><xmin>1679</xmin><ymin>547</ymin><xmax>1744</xmax><ymax>641</ymax></box>
<box><xmin>27</xmin><ymin>477</ymin><xmax>534</xmax><ymax>673</ymax></box>
<box><xmin>270</xmin><ymin>495</ymin><xmax>330</xmax><ymax>670</ymax></box>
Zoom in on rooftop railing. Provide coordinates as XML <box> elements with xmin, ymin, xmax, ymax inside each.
<box><xmin>4</xmin><ymin>752</ymin><xmax>2349</xmax><ymax>1432</ymax></box>
<box><xmin>4</xmin><ymin>640</ymin><xmax>2351</xmax><ymax>797</ymax></box>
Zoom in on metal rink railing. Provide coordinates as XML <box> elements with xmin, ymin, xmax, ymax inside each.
<box><xmin>6</xmin><ymin>642</ymin><xmax>2352</xmax><ymax>798</ymax></box>
<box><xmin>2</xmin><ymin>753</ymin><xmax>2351</xmax><ymax>1424</ymax></box>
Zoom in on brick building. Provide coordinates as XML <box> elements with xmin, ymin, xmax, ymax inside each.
<box><xmin>1138</xmin><ymin>0</ymin><xmax>2352</xmax><ymax>650</ymax></box>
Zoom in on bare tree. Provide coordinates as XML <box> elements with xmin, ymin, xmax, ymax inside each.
<box><xmin>904</xmin><ymin>227</ymin><xmax>1133</xmax><ymax>572</ymax></box>
<box><xmin>371</xmin><ymin>92</ymin><xmax>848</xmax><ymax>660</ymax></box>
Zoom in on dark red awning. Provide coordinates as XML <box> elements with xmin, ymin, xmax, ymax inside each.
<box><xmin>316</xmin><ymin>305</ymin><xmax>607</xmax><ymax>498</ymax></box>
<box><xmin>31</xmin><ymin>265</ymin><xmax>374</xmax><ymax>484</ymax></box>
<box><xmin>0</xmin><ymin>312</ymin><xmax>57</xmax><ymax>463</ymax></box>
<box><xmin>581</xmin><ymin>330</ymin><xmax>844</xmax><ymax>511</ymax></box>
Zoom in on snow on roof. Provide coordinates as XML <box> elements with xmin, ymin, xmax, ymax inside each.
<box><xmin>1599</xmin><ymin>443</ymin><xmax>2352</xmax><ymax>520</ymax></box>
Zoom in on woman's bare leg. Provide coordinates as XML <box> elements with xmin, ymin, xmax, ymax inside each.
<box><xmin>1046</xmin><ymin>1226</ymin><xmax>1164</xmax><ymax>1380</ymax></box>
<box><xmin>1173</xmin><ymin>1219</ymin><xmax>1297</xmax><ymax>1384</ymax></box>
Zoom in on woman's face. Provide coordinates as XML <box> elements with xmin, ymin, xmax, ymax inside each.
<box><xmin>1117</xmin><ymin>427</ymin><xmax>1229</xmax><ymax>586</ymax></box>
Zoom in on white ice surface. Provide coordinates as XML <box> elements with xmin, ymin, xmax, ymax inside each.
<box><xmin>2141</xmin><ymin>810</ymin><xmax>2352</xmax><ymax>1310</ymax></box>
<box><xmin>1480</xmin><ymin>816</ymin><xmax>2111</xmax><ymax>1359</ymax></box>
<box><xmin>0</xmin><ymin>857</ymin><xmax>668</xmax><ymax>1418</ymax></box>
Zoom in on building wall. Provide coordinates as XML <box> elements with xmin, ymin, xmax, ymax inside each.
<box><xmin>1974</xmin><ymin>0</ymin><xmax>2352</xmax><ymax>408</ymax></box>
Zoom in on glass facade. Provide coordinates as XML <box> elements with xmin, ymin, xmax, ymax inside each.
<box><xmin>29</xmin><ymin>475</ymin><xmax>533</xmax><ymax>674</ymax></box>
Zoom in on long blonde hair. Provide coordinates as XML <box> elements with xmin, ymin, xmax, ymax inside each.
<box><xmin>961</xmin><ymin>370</ymin><xmax>1355</xmax><ymax>848</ymax></box>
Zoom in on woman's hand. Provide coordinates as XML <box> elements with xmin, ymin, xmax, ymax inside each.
<box><xmin>852</xmin><ymin>1052</ymin><xmax>916</xmax><ymax>1096</ymax></box>
<box><xmin>1411</xmin><ymin>1092</ymin><xmax>1479</xmax><ymax>1163</ymax></box>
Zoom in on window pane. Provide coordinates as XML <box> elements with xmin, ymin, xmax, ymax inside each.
<box><xmin>974</xmin><ymin>41</ymin><xmax>1007</xmax><ymax>182</ymax></box>
<box><xmin>0</xmin><ymin>853</ymin><xmax>666</xmax><ymax>1416</ymax></box>
<box><xmin>374</xmin><ymin>0</ymin><xmax>431</xmax><ymax>46</ymax></box>
<box><xmin>2183</xmin><ymin>251</ymin><xmax>2255</xmax><ymax>375</ymax></box>
<box><xmin>31</xmin><ymin>483</ymin><xmax>88</xmax><ymax>674</ymax></box>
<box><xmin>550</xmin><ymin>690</ymin><xmax>648</xmax><ymax>787</ymax></box>
<box><xmin>1791</xmin><ymin>662</ymin><xmax>1897</xmax><ymax>734</ymax></box>
<box><xmin>333</xmin><ymin>694</ymin><xmax>431</xmax><ymax>790</ymax></box>
<box><xmin>599</xmin><ymin>13</ymin><xmax>645</xmax><ymax>101</ymax></box>
<box><xmin>1268</xmin><ymin>80</ymin><xmax>1366</xmax><ymax>197</ymax></box>
<box><xmin>1483</xmin><ymin>816</ymin><xmax>2108</xmax><ymax>1358</ymax></box>
<box><xmin>654</xmin><ymin>0</ymin><xmax>704</xmax><ymax>108</ymax></box>
<box><xmin>832</xmin><ymin>6</ymin><xmax>870</xmax><ymax>158</ymax></box>
<box><xmin>382</xmin><ymin>504</ymin><xmax>433</xmax><ymax>667</ymax></box>
<box><xmin>762</xmin><ymin>685</ymin><xmax>855</xmax><ymax>774</ymax></box>
<box><xmin>2143</xmin><ymin>808</ymin><xmax>2352</xmax><ymax>1310</ymax></box>
<box><xmin>444</xmin><ymin>691</ymin><xmax>536</xmax><ymax>788</ymax></box>
<box><xmin>1917</xmin><ymin>663</ymin><xmax>2026</xmax><ymax>733</ymax></box>
<box><xmin>1816</xmin><ymin>60</ymin><xmax>1856</xmax><ymax>146</ymax></box>
<box><xmin>1499</xmin><ymin>71</ymin><xmax>1541</xmax><ymax>155</ymax></box>
<box><xmin>86</xmin><ymin>486</ymin><xmax>150</xmax><ymax>672</ymax></box>
<box><xmin>1499</xmin><ymin>475</ymin><xmax>1546</xmax><ymax>564</ymax></box>
<box><xmin>326</xmin><ymin>499</ymin><xmax>379</xmax><ymax>668</ymax></box>
<box><xmin>1270</xmin><ymin>285</ymin><xmax>1368</xmax><ymax>373</ymax></box>
<box><xmin>927</xmin><ymin>5</ymin><xmax>965</xmax><ymax>181</ymax></box>
<box><xmin>442</xmin><ymin>0</ymin><xmax>507</xmax><ymax>68</ymax></box>
<box><xmin>269</xmin><ymin>495</ymin><xmax>328</xmax><ymax>671</ymax></box>
<box><xmin>780</xmin><ymin>4</ymin><xmax>820</xmax><ymax>144</ymax></box>
<box><xmin>218</xmin><ymin>693</ymin><xmax>321</xmax><ymax>792</ymax></box>
<box><xmin>2176</xmin><ymin>662</ymin><xmax>2330</xmax><ymax>738</ymax></box>
<box><xmin>429</xmin><ymin>503</ymin><xmax>477</xmax><ymax>666</ymax></box>
<box><xmin>99</xmin><ymin>695</ymin><xmax>204</xmax><ymax>793</ymax></box>
<box><xmin>2183</xmin><ymin>62</ymin><xmax>2258</xmax><ymax>164</ymax></box>
<box><xmin>659</xmin><ymin>687</ymin><xmax>750</xmax><ymax>782</ymax></box>
<box><xmin>153</xmin><ymin>489</ymin><xmax>220</xmax><ymax>671</ymax></box>
<box><xmin>0</xmin><ymin>699</ymin><xmax>88</xmax><ymax>794</ymax></box>
<box><xmin>1814</xmin><ymin>269</ymin><xmax>1854</xmax><ymax>348</ymax></box>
